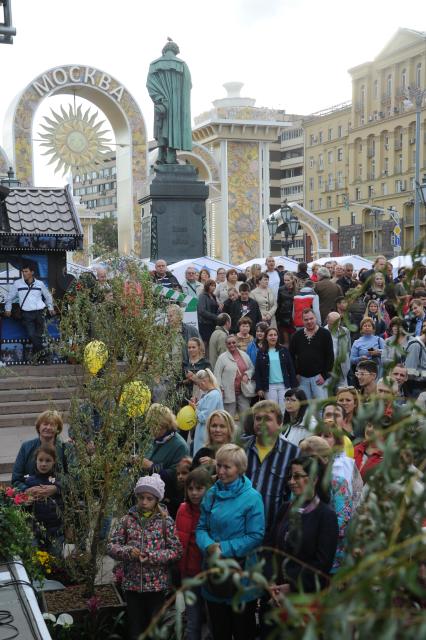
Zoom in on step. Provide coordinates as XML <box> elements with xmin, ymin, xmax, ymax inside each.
<box><xmin>0</xmin><ymin>398</ymin><xmax>72</xmax><ymax>415</ymax></box>
<box><xmin>0</xmin><ymin>411</ymin><xmax>71</xmax><ymax>428</ymax></box>
<box><xmin>0</xmin><ymin>387</ymin><xmax>79</xmax><ymax>403</ymax></box>
<box><xmin>4</xmin><ymin>364</ymin><xmax>83</xmax><ymax>377</ymax></box>
<box><xmin>0</xmin><ymin>375</ymin><xmax>83</xmax><ymax>391</ymax></box>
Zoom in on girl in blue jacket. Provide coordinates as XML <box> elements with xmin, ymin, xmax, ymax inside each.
<box><xmin>196</xmin><ymin>444</ymin><xmax>265</xmax><ymax>640</ymax></box>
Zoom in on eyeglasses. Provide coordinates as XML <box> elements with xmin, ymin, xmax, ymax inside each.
<box><xmin>288</xmin><ymin>473</ymin><xmax>308</xmax><ymax>480</ymax></box>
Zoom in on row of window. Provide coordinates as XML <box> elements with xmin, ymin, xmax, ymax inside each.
<box><xmin>308</xmin><ymin>172</ymin><xmax>345</xmax><ymax>191</ymax></box>
<box><xmin>309</xmin><ymin>125</ymin><xmax>344</xmax><ymax>145</ymax></box>
<box><xmin>359</xmin><ymin>62</ymin><xmax>422</xmax><ymax>104</ymax></box>
<box><xmin>309</xmin><ymin>148</ymin><xmax>344</xmax><ymax>168</ymax></box>
<box><xmin>281</xmin><ymin>148</ymin><xmax>304</xmax><ymax>160</ymax></box>
<box><xmin>74</xmin><ymin>165</ymin><xmax>117</xmax><ymax>183</ymax></box>
<box><xmin>282</xmin><ymin>167</ymin><xmax>303</xmax><ymax>179</ymax></box>
<box><xmin>86</xmin><ymin>196</ymin><xmax>117</xmax><ymax>208</ymax></box>
<box><xmin>281</xmin><ymin>184</ymin><xmax>304</xmax><ymax>196</ymax></box>
<box><xmin>75</xmin><ymin>182</ymin><xmax>116</xmax><ymax>196</ymax></box>
<box><xmin>280</xmin><ymin>128</ymin><xmax>303</xmax><ymax>142</ymax></box>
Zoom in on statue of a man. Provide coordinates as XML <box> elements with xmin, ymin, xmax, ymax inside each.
<box><xmin>146</xmin><ymin>39</ymin><xmax>192</xmax><ymax>164</ymax></box>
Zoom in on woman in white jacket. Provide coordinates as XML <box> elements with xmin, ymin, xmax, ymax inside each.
<box><xmin>214</xmin><ymin>334</ymin><xmax>254</xmax><ymax>420</ymax></box>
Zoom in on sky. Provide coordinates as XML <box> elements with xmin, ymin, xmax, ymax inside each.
<box><xmin>0</xmin><ymin>0</ymin><xmax>425</xmax><ymax>186</ymax></box>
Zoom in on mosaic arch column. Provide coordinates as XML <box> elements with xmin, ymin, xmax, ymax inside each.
<box><xmin>0</xmin><ymin>146</ymin><xmax>10</xmax><ymax>173</ymax></box>
<box><xmin>3</xmin><ymin>65</ymin><xmax>148</xmax><ymax>255</ymax></box>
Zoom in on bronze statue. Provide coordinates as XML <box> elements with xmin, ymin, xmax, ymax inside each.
<box><xmin>146</xmin><ymin>39</ymin><xmax>192</xmax><ymax>164</ymax></box>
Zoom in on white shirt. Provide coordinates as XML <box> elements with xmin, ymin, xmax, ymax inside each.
<box><xmin>266</xmin><ymin>269</ymin><xmax>280</xmax><ymax>299</ymax></box>
<box><xmin>5</xmin><ymin>277</ymin><xmax>54</xmax><ymax>312</ymax></box>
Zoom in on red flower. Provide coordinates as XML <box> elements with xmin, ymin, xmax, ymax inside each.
<box><xmin>13</xmin><ymin>493</ymin><xmax>28</xmax><ymax>505</ymax></box>
<box><xmin>86</xmin><ymin>595</ymin><xmax>101</xmax><ymax>614</ymax></box>
<box><xmin>5</xmin><ymin>487</ymin><xmax>15</xmax><ymax>498</ymax></box>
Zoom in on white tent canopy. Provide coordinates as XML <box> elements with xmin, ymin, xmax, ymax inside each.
<box><xmin>308</xmin><ymin>255</ymin><xmax>372</xmax><ymax>273</ymax></box>
<box><xmin>169</xmin><ymin>257</ymin><xmax>235</xmax><ymax>284</ymax></box>
<box><xmin>389</xmin><ymin>254</ymin><xmax>426</xmax><ymax>269</ymax></box>
<box><xmin>237</xmin><ymin>256</ymin><xmax>299</xmax><ymax>272</ymax></box>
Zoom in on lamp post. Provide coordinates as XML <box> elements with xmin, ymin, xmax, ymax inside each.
<box><xmin>266</xmin><ymin>200</ymin><xmax>300</xmax><ymax>257</ymax></box>
<box><xmin>406</xmin><ymin>86</ymin><xmax>426</xmax><ymax>247</ymax></box>
<box><xmin>0</xmin><ymin>1</ymin><xmax>16</xmax><ymax>44</ymax></box>
<box><xmin>0</xmin><ymin>167</ymin><xmax>21</xmax><ymax>188</ymax></box>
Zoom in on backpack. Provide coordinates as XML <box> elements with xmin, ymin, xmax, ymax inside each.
<box><xmin>293</xmin><ymin>295</ymin><xmax>314</xmax><ymax>328</ymax></box>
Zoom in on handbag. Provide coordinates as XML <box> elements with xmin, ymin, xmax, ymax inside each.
<box><xmin>10</xmin><ymin>282</ymin><xmax>35</xmax><ymax>320</ymax></box>
<box><xmin>236</xmin><ymin>358</ymin><xmax>256</xmax><ymax>398</ymax></box>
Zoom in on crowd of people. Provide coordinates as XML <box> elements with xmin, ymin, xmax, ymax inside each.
<box><xmin>9</xmin><ymin>253</ymin><xmax>426</xmax><ymax>640</ymax></box>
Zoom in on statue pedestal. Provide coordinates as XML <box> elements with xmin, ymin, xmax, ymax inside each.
<box><xmin>139</xmin><ymin>164</ymin><xmax>208</xmax><ymax>263</ymax></box>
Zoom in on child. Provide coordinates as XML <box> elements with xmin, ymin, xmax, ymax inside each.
<box><xmin>167</xmin><ymin>456</ymin><xmax>193</xmax><ymax>519</ymax></box>
<box><xmin>175</xmin><ymin>468</ymin><xmax>212</xmax><ymax>640</ymax></box>
<box><xmin>107</xmin><ymin>474</ymin><xmax>182</xmax><ymax>640</ymax></box>
<box><xmin>24</xmin><ymin>444</ymin><xmax>63</xmax><ymax>556</ymax></box>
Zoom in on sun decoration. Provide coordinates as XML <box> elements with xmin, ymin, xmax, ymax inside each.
<box><xmin>38</xmin><ymin>104</ymin><xmax>112</xmax><ymax>175</ymax></box>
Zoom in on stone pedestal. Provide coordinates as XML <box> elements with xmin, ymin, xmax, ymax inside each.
<box><xmin>138</xmin><ymin>164</ymin><xmax>208</xmax><ymax>262</ymax></box>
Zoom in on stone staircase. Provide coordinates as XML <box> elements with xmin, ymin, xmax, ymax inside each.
<box><xmin>0</xmin><ymin>364</ymin><xmax>82</xmax><ymax>482</ymax></box>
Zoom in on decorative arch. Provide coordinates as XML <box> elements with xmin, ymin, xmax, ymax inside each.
<box><xmin>0</xmin><ymin>145</ymin><xmax>9</xmax><ymax>173</ymax></box>
<box><xmin>271</xmin><ymin>203</ymin><xmax>336</xmax><ymax>260</ymax></box>
<box><xmin>3</xmin><ymin>65</ymin><xmax>148</xmax><ymax>254</ymax></box>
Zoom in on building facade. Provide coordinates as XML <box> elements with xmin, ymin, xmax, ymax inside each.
<box><xmin>73</xmin><ymin>151</ymin><xmax>117</xmax><ymax>219</ymax></box>
<box><xmin>304</xmin><ymin>28</ymin><xmax>426</xmax><ymax>258</ymax></box>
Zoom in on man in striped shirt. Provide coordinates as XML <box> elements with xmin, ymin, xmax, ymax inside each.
<box><xmin>245</xmin><ymin>400</ymin><xmax>299</xmax><ymax>533</ymax></box>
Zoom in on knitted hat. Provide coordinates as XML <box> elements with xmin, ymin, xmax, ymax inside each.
<box><xmin>134</xmin><ymin>474</ymin><xmax>165</xmax><ymax>500</ymax></box>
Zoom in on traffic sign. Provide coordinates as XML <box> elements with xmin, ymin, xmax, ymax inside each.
<box><xmin>393</xmin><ymin>225</ymin><xmax>401</xmax><ymax>236</ymax></box>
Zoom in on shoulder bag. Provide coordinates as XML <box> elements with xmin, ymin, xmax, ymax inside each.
<box><xmin>236</xmin><ymin>356</ymin><xmax>256</xmax><ymax>398</ymax></box>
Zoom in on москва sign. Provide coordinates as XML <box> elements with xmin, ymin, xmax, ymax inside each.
<box><xmin>32</xmin><ymin>66</ymin><xmax>124</xmax><ymax>102</ymax></box>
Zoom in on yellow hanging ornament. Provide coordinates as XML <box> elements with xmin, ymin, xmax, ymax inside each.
<box><xmin>120</xmin><ymin>381</ymin><xmax>151</xmax><ymax>418</ymax></box>
<box><xmin>84</xmin><ymin>340</ymin><xmax>108</xmax><ymax>376</ymax></box>
<box><xmin>176</xmin><ymin>405</ymin><xmax>197</xmax><ymax>431</ymax></box>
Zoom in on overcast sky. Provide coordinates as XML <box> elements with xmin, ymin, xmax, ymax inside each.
<box><xmin>0</xmin><ymin>0</ymin><xmax>425</xmax><ymax>186</ymax></box>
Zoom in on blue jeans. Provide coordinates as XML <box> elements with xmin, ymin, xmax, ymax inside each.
<box><xmin>186</xmin><ymin>586</ymin><xmax>204</xmax><ymax>640</ymax></box>
<box><xmin>299</xmin><ymin>375</ymin><xmax>329</xmax><ymax>400</ymax></box>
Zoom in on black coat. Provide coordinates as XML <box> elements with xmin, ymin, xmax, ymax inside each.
<box><xmin>266</xmin><ymin>500</ymin><xmax>338</xmax><ymax>592</ymax></box>
<box><xmin>255</xmin><ymin>347</ymin><xmax>297</xmax><ymax>392</ymax></box>
<box><xmin>228</xmin><ymin>298</ymin><xmax>262</xmax><ymax>334</ymax></box>
<box><xmin>197</xmin><ymin>293</ymin><xmax>219</xmax><ymax>329</ymax></box>
<box><xmin>24</xmin><ymin>472</ymin><xmax>63</xmax><ymax>537</ymax></box>
<box><xmin>276</xmin><ymin>286</ymin><xmax>295</xmax><ymax>326</ymax></box>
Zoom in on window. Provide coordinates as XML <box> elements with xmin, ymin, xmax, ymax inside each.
<box><xmin>309</xmin><ymin>199</ymin><xmax>314</xmax><ymax>210</ymax></box>
<box><xmin>309</xmin><ymin>156</ymin><xmax>314</xmax><ymax>168</ymax></box>
<box><xmin>386</xmin><ymin>74</ymin><xmax>392</xmax><ymax>97</ymax></box>
<box><xmin>337</xmin><ymin>171</ymin><xmax>344</xmax><ymax>188</ymax></box>
<box><xmin>337</xmin><ymin>147</ymin><xmax>344</xmax><ymax>161</ymax></box>
<box><xmin>416</xmin><ymin>63</ymin><xmax>422</xmax><ymax>88</ymax></box>
<box><xmin>328</xmin><ymin>173</ymin><xmax>334</xmax><ymax>189</ymax></box>
<box><xmin>328</xmin><ymin>218</ymin><xmax>333</xmax><ymax>226</ymax></box>
<box><xmin>351</xmin><ymin>236</ymin><xmax>356</xmax><ymax>250</ymax></box>
<box><xmin>384</xmin><ymin>157</ymin><xmax>389</xmax><ymax>173</ymax></box>
<box><xmin>327</xmin><ymin>196</ymin><xmax>332</xmax><ymax>208</ymax></box>
<box><xmin>309</xmin><ymin>177</ymin><xmax>314</xmax><ymax>191</ymax></box>
<box><xmin>401</xmin><ymin>68</ymin><xmax>407</xmax><ymax>90</ymax></box>
<box><xmin>371</xmin><ymin>160</ymin><xmax>375</xmax><ymax>179</ymax></box>
<box><xmin>360</xmin><ymin>85</ymin><xmax>365</xmax><ymax>108</ymax></box>
<box><xmin>91</xmin><ymin>171</ymin><xmax>97</xmax><ymax>179</ymax></box>
<box><xmin>358</xmin><ymin>164</ymin><xmax>362</xmax><ymax>179</ymax></box>
<box><xmin>328</xmin><ymin>128</ymin><xmax>332</xmax><ymax>141</ymax></box>
<box><xmin>281</xmin><ymin>148</ymin><xmax>304</xmax><ymax>160</ymax></box>
<box><xmin>398</xmin><ymin>154</ymin><xmax>403</xmax><ymax>173</ymax></box>
<box><xmin>337</xmin><ymin>125</ymin><xmax>342</xmax><ymax>137</ymax></box>
<box><xmin>319</xmin><ymin>175</ymin><xmax>324</xmax><ymax>189</ymax></box>
<box><xmin>281</xmin><ymin>184</ymin><xmax>304</xmax><ymax>196</ymax></box>
<box><xmin>318</xmin><ymin>154</ymin><xmax>324</xmax><ymax>169</ymax></box>
<box><xmin>351</xmin><ymin>212</ymin><xmax>356</xmax><ymax>225</ymax></box>
<box><xmin>328</xmin><ymin>150</ymin><xmax>333</xmax><ymax>164</ymax></box>
<box><xmin>310</xmin><ymin>134</ymin><xmax>315</xmax><ymax>145</ymax></box>
<box><xmin>111</xmin><ymin>166</ymin><xmax>117</xmax><ymax>176</ymax></box>
<box><xmin>319</xmin><ymin>131</ymin><xmax>323</xmax><ymax>143</ymax></box>
<box><xmin>368</xmin><ymin>185</ymin><xmax>374</xmax><ymax>198</ymax></box>
<box><xmin>373</xmin><ymin>80</ymin><xmax>378</xmax><ymax>99</ymax></box>
<box><xmin>382</xmin><ymin>182</ymin><xmax>388</xmax><ymax>195</ymax></box>
<box><xmin>318</xmin><ymin>198</ymin><xmax>323</xmax><ymax>210</ymax></box>
<box><xmin>355</xmin><ymin>187</ymin><xmax>361</xmax><ymax>201</ymax></box>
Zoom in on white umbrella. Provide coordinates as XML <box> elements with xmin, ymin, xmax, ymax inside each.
<box><xmin>169</xmin><ymin>256</ymin><xmax>235</xmax><ymax>284</ymax></box>
<box><xmin>308</xmin><ymin>255</ymin><xmax>372</xmax><ymax>273</ymax></box>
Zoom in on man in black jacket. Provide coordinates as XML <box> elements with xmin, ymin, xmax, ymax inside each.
<box><xmin>228</xmin><ymin>283</ymin><xmax>262</xmax><ymax>334</ymax></box>
<box><xmin>150</xmin><ymin>259</ymin><xmax>181</xmax><ymax>290</ymax></box>
<box><xmin>289</xmin><ymin>308</ymin><xmax>334</xmax><ymax>399</ymax></box>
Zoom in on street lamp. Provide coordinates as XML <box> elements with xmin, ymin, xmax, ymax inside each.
<box><xmin>0</xmin><ymin>167</ymin><xmax>21</xmax><ymax>188</ymax></box>
<box><xmin>266</xmin><ymin>200</ymin><xmax>300</xmax><ymax>257</ymax></box>
<box><xmin>0</xmin><ymin>1</ymin><xmax>16</xmax><ymax>44</ymax></box>
<box><xmin>405</xmin><ymin>86</ymin><xmax>426</xmax><ymax>247</ymax></box>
